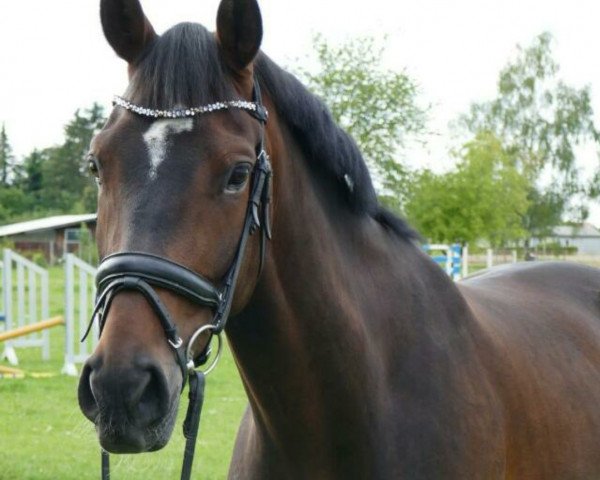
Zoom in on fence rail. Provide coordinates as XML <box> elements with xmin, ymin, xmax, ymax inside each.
<box><xmin>1</xmin><ymin>249</ymin><xmax>50</xmax><ymax>365</ymax></box>
<box><xmin>62</xmin><ymin>253</ymin><xmax>98</xmax><ymax>376</ymax></box>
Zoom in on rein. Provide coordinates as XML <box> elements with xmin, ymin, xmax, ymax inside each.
<box><xmin>82</xmin><ymin>80</ymin><xmax>271</xmax><ymax>480</ymax></box>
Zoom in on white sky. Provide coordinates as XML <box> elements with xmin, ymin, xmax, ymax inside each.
<box><xmin>1</xmin><ymin>0</ymin><xmax>600</xmax><ymax>221</ymax></box>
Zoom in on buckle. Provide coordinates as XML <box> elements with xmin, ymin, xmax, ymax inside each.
<box><xmin>250</xmin><ymin>104</ymin><xmax>269</xmax><ymax>123</ymax></box>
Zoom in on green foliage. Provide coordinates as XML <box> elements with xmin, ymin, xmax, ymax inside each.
<box><xmin>40</xmin><ymin>103</ymin><xmax>105</xmax><ymax>213</ymax></box>
<box><xmin>78</xmin><ymin>223</ymin><xmax>99</xmax><ymax>265</ymax></box>
<box><xmin>0</xmin><ymin>236</ymin><xmax>14</xmax><ymax>250</ymax></box>
<box><xmin>0</xmin><ymin>104</ymin><xmax>105</xmax><ymax>226</ymax></box>
<box><xmin>0</xmin><ymin>123</ymin><xmax>15</xmax><ymax>186</ymax></box>
<box><xmin>29</xmin><ymin>250</ymin><xmax>49</xmax><ymax>268</ymax></box>
<box><xmin>459</xmin><ymin>32</ymin><xmax>600</xmax><ymax>236</ymax></box>
<box><xmin>14</xmin><ymin>149</ymin><xmax>45</xmax><ymax>202</ymax></box>
<box><xmin>405</xmin><ymin>132</ymin><xmax>529</xmax><ymax>245</ymax></box>
<box><xmin>0</xmin><ymin>186</ymin><xmax>31</xmax><ymax>224</ymax></box>
<box><xmin>300</xmin><ymin>35</ymin><xmax>428</xmax><ymax>211</ymax></box>
<box><xmin>540</xmin><ymin>241</ymin><xmax>578</xmax><ymax>256</ymax></box>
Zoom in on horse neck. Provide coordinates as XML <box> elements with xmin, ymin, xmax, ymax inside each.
<box><xmin>225</xmin><ymin>116</ymin><xmax>470</xmax><ymax>473</ymax></box>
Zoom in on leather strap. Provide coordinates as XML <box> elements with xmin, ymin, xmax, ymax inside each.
<box><xmin>96</xmin><ymin>253</ymin><xmax>222</xmax><ymax>308</ymax></box>
<box><xmin>180</xmin><ymin>371</ymin><xmax>206</xmax><ymax>480</ymax></box>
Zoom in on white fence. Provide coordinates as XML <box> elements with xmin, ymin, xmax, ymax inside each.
<box><xmin>1</xmin><ymin>249</ymin><xmax>50</xmax><ymax>365</ymax></box>
<box><xmin>62</xmin><ymin>253</ymin><xmax>98</xmax><ymax>376</ymax></box>
<box><xmin>0</xmin><ymin>258</ymin><xmax>4</xmax><ymax>325</ymax></box>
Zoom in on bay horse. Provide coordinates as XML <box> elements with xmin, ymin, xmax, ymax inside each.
<box><xmin>79</xmin><ymin>0</ymin><xmax>600</xmax><ymax>477</ymax></box>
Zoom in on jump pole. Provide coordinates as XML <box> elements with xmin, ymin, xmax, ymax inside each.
<box><xmin>0</xmin><ymin>365</ymin><xmax>24</xmax><ymax>377</ymax></box>
<box><xmin>0</xmin><ymin>316</ymin><xmax>64</xmax><ymax>343</ymax></box>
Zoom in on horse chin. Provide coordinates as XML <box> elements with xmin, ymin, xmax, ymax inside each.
<box><xmin>96</xmin><ymin>404</ymin><xmax>179</xmax><ymax>454</ymax></box>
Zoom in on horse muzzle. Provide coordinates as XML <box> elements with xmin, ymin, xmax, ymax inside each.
<box><xmin>78</xmin><ymin>351</ymin><xmax>180</xmax><ymax>453</ymax></box>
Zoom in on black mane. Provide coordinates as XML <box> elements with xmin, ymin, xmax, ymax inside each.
<box><xmin>126</xmin><ymin>23</ymin><xmax>233</xmax><ymax>108</ymax></box>
<box><xmin>126</xmin><ymin>22</ymin><xmax>417</xmax><ymax>241</ymax></box>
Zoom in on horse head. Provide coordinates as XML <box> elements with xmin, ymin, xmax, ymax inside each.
<box><xmin>78</xmin><ymin>0</ymin><xmax>270</xmax><ymax>454</ymax></box>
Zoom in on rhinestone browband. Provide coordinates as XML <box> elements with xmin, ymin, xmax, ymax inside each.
<box><xmin>112</xmin><ymin>95</ymin><xmax>268</xmax><ymax>119</ymax></box>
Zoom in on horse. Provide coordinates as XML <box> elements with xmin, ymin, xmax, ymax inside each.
<box><xmin>78</xmin><ymin>0</ymin><xmax>600</xmax><ymax>478</ymax></box>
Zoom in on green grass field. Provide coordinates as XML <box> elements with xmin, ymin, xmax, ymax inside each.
<box><xmin>3</xmin><ymin>256</ymin><xmax>598</xmax><ymax>479</ymax></box>
<box><xmin>0</xmin><ymin>267</ymin><xmax>247</xmax><ymax>480</ymax></box>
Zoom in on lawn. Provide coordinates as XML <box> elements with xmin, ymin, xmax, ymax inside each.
<box><xmin>0</xmin><ymin>266</ymin><xmax>247</xmax><ymax>480</ymax></box>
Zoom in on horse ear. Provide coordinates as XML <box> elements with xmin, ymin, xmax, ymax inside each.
<box><xmin>100</xmin><ymin>0</ymin><xmax>157</xmax><ymax>64</ymax></box>
<box><xmin>216</xmin><ymin>0</ymin><xmax>263</xmax><ymax>72</ymax></box>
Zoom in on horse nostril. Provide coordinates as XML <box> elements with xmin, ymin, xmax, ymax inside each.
<box><xmin>132</xmin><ymin>364</ymin><xmax>171</xmax><ymax>428</ymax></box>
<box><xmin>78</xmin><ymin>363</ymin><xmax>100</xmax><ymax>422</ymax></box>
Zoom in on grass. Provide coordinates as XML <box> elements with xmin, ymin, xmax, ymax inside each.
<box><xmin>0</xmin><ymin>266</ymin><xmax>247</xmax><ymax>480</ymax></box>
<box><xmin>2</xmin><ymin>256</ymin><xmax>598</xmax><ymax>479</ymax></box>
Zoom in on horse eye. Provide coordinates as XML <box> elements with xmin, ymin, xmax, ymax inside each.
<box><xmin>88</xmin><ymin>156</ymin><xmax>100</xmax><ymax>178</ymax></box>
<box><xmin>226</xmin><ymin>163</ymin><xmax>252</xmax><ymax>192</ymax></box>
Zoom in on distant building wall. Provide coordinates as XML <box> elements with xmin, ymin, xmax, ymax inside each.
<box><xmin>555</xmin><ymin>237</ymin><xmax>600</xmax><ymax>255</ymax></box>
<box><xmin>531</xmin><ymin>223</ymin><xmax>600</xmax><ymax>255</ymax></box>
<box><xmin>1</xmin><ymin>221</ymin><xmax>96</xmax><ymax>264</ymax></box>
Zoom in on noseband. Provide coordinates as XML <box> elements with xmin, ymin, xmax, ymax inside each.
<box><xmin>82</xmin><ymin>80</ymin><xmax>272</xmax><ymax>480</ymax></box>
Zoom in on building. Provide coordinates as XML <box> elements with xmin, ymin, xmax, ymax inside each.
<box><xmin>0</xmin><ymin>214</ymin><xmax>96</xmax><ymax>264</ymax></box>
<box><xmin>533</xmin><ymin>223</ymin><xmax>600</xmax><ymax>255</ymax></box>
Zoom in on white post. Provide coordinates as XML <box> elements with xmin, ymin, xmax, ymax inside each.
<box><xmin>2</xmin><ymin>250</ymin><xmax>18</xmax><ymax>365</ymax></box>
<box><xmin>41</xmin><ymin>270</ymin><xmax>50</xmax><ymax>360</ymax></box>
<box><xmin>486</xmin><ymin>249</ymin><xmax>493</xmax><ymax>269</ymax></box>
<box><xmin>462</xmin><ymin>244</ymin><xmax>469</xmax><ymax>278</ymax></box>
<box><xmin>62</xmin><ymin>254</ymin><xmax>77</xmax><ymax>376</ymax></box>
<box><xmin>512</xmin><ymin>250</ymin><xmax>518</xmax><ymax>263</ymax></box>
<box><xmin>62</xmin><ymin>254</ymin><xmax>97</xmax><ymax>376</ymax></box>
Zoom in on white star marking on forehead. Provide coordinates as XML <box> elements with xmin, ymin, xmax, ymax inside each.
<box><xmin>143</xmin><ymin>118</ymin><xmax>194</xmax><ymax>180</ymax></box>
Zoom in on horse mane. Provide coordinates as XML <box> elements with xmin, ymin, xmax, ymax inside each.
<box><xmin>254</xmin><ymin>55</ymin><xmax>417</xmax><ymax>241</ymax></box>
<box><xmin>126</xmin><ymin>22</ymin><xmax>417</xmax><ymax>241</ymax></box>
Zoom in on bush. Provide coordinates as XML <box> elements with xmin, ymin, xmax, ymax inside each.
<box><xmin>30</xmin><ymin>251</ymin><xmax>48</xmax><ymax>268</ymax></box>
<box><xmin>539</xmin><ymin>241</ymin><xmax>578</xmax><ymax>256</ymax></box>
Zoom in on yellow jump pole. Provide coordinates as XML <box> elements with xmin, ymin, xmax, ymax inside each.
<box><xmin>0</xmin><ymin>365</ymin><xmax>24</xmax><ymax>376</ymax></box>
<box><xmin>0</xmin><ymin>316</ymin><xmax>64</xmax><ymax>343</ymax></box>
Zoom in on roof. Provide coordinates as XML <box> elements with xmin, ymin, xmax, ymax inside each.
<box><xmin>0</xmin><ymin>214</ymin><xmax>97</xmax><ymax>238</ymax></box>
<box><xmin>552</xmin><ymin>223</ymin><xmax>600</xmax><ymax>238</ymax></box>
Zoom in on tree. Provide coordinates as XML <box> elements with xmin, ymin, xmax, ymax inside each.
<box><xmin>41</xmin><ymin>103</ymin><xmax>105</xmax><ymax>212</ymax></box>
<box><xmin>405</xmin><ymin>132</ymin><xmax>529</xmax><ymax>246</ymax></box>
<box><xmin>15</xmin><ymin>149</ymin><xmax>45</xmax><ymax>202</ymax></box>
<box><xmin>0</xmin><ymin>123</ymin><xmax>15</xmax><ymax>186</ymax></box>
<box><xmin>300</xmin><ymin>35</ymin><xmax>428</xmax><ymax>212</ymax></box>
<box><xmin>459</xmin><ymin>32</ymin><xmax>600</xmax><ymax>237</ymax></box>
<box><xmin>0</xmin><ymin>187</ymin><xmax>30</xmax><ymax>224</ymax></box>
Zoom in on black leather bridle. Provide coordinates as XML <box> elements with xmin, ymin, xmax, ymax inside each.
<box><xmin>82</xmin><ymin>80</ymin><xmax>272</xmax><ymax>480</ymax></box>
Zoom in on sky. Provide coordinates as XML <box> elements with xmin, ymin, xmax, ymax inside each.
<box><xmin>1</xmin><ymin>0</ymin><xmax>600</xmax><ymax>221</ymax></box>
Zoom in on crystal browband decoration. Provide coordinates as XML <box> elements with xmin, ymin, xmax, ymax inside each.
<box><xmin>112</xmin><ymin>95</ymin><xmax>268</xmax><ymax>119</ymax></box>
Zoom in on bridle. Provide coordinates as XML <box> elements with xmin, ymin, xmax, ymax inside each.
<box><xmin>81</xmin><ymin>79</ymin><xmax>272</xmax><ymax>480</ymax></box>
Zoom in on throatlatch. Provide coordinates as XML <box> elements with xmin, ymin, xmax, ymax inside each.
<box><xmin>83</xmin><ymin>79</ymin><xmax>271</xmax><ymax>480</ymax></box>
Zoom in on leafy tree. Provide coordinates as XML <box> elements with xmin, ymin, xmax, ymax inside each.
<box><xmin>300</xmin><ymin>35</ymin><xmax>428</xmax><ymax>212</ymax></box>
<box><xmin>14</xmin><ymin>149</ymin><xmax>45</xmax><ymax>202</ymax></box>
<box><xmin>459</xmin><ymin>32</ymin><xmax>600</xmax><ymax>237</ymax></box>
<box><xmin>405</xmin><ymin>132</ymin><xmax>529</xmax><ymax>246</ymax></box>
<box><xmin>0</xmin><ymin>125</ymin><xmax>32</xmax><ymax>222</ymax></box>
<box><xmin>0</xmin><ymin>187</ymin><xmax>30</xmax><ymax>224</ymax></box>
<box><xmin>40</xmin><ymin>103</ymin><xmax>105</xmax><ymax>212</ymax></box>
<box><xmin>0</xmin><ymin>123</ymin><xmax>15</xmax><ymax>186</ymax></box>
